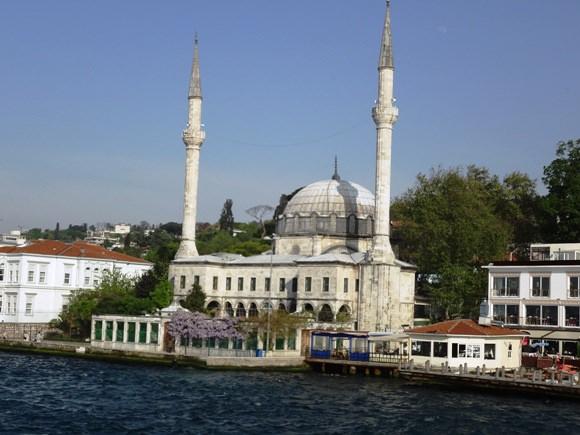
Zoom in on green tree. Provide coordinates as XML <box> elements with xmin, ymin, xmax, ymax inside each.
<box><xmin>392</xmin><ymin>166</ymin><xmax>511</xmax><ymax>319</ymax></box>
<box><xmin>180</xmin><ymin>283</ymin><xmax>207</xmax><ymax>312</ymax></box>
<box><xmin>218</xmin><ymin>199</ymin><xmax>234</xmax><ymax>234</ymax></box>
<box><xmin>542</xmin><ymin>139</ymin><xmax>580</xmax><ymax>242</ymax></box>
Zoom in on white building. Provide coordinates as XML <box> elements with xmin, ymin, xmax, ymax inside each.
<box><xmin>0</xmin><ymin>240</ymin><xmax>151</xmax><ymax>324</ymax></box>
<box><xmin>114</xmin><ymin>224</ymin><xmax>131</xmax><ymax>235</ymax></box>
<box><xmin>169</xmin><ymin>2</ymin><xmax>417</xmax><ymax>333</ymax></box>
<box><xmin>0</xmin><ymin>230</ymin><xmax>26</xmax><ymax>247</ymax></box>
<box><xmin>485</xmin><ymin>243</ymin><xmax>580</xmax><ymax>356</ymax></box>
<box><xmin>407</xmin><ymin>319</ymin><xmax>525</xmax><ymax>370</ymax></box>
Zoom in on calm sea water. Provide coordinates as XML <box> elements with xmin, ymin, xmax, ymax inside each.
<box><xmin>1</xmin><ymin>352</ymin><xmax>578</xmax><ymax>435</ymax></box>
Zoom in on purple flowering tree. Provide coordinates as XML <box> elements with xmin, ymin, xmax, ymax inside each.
<box><xmin>167</xmin><ymin>311</ymin><xmax>243</xmax><ymax>352</ymax></box>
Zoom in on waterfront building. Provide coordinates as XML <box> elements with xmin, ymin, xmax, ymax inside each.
<box><xmin>485</xmin><ymin>242</ymin><xmax>580</xmax><ymax>356</ymax></box>
<box><xmin>169</xmin><ymin>1</ymin><xmax>417</xmax><ymax>333</ymax></box>
<box><xmin>0</xmin><ymin>240</ymin><xmax>151</xmax><ymax>325</ymax></box>
<box><xmin>406</xmin><ymin>319</ymin><xmax>526</xmax><ymax>370</ymax></box>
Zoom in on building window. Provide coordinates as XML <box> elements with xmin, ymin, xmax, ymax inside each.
<box><xmin>39</xmin><ymin>271</ymin><xmax>46</xmax><ymax>284</ymax></box>
<box><xmin>433</xmin><ymin>342</ymin><xmax>447</xmax><ymax>358</ymax></box>
<box><xmin>127</xmin><ymin>322</ymin><xmax>136</xmax><ymax>343</ymax></box>
<box><xmin>451</xmin><ymin>343</ymin><xmax>481</xmax><ymax>358</ymax></box>
<box><xmin>194</xmin><ymin>275</ymin><xmax>200</xmax><ymax>286</ymax></box>
<box><xmin>279</xmin><ymin>278</ymin><xmax>286</xmax><ymax>292</ymax></box>
<box><xmin>116</xmin><ymin>321</ymin><xmax>124</xmax><ymax>342</ymax></box>
<box><xmin>105</xmin><ymin>321</ymin><xmax>113</xmax><ymax>341</ymax></box>
<box><xmin>569</xmin><ymin>276</ymin><xmax>580</xmax><ymax>298</ymax></box>
<box><xmin>525</xmin><ymin>305</ymin><xmax>558</xmax><ymax>326</ymax></box>
<box><xmin>25</xmin><ymin>294</ymin><xmax>34</xmax><ymax>315</ymax></box>
<box><xmin>411</xmin><ymin>340</ymin><xmax>431</xmax><ymax>357</ymax></box>
<box><xmin>250</xmin><ymin>277</ymin><xmax>256</xmax><ymax>291</ymax></box>
<box><xmin>0</xmin><ymin>264</ymin><xmax>4</xmax><ymax>282</ymax></box>
<box><xmin>492</xmin><ymin>276</ymin><xmax>519</xmax><ymax>297</ymax></box>
<box><xmin>0</xmin><ymin>294</ymin><xmax>2</xmax><ymax>313</ymax></box>
<box><xmin>93</xmin><ymin>278</ymin><xmax>99</xmax><ymax>286</ymax></box>
<box><xmin>292</xmin><ymin>277</ymin><xmax>298</xmax><ymax>292</ymax></box>
<box><xmin>265</xmin><ymin>277</ymin><xmax>271</xmax><ymax>292</ymax></box>
<box><xmin>84</xmin><ymin>276</ymin><xmax>90</xmax><ymax>286</ymax></box>
<box><xmin>139</xmin><ymin>323</ymin><xmax>148</xmax><ymax>343</ymax></box>
<box><xmin>355</xmin><ymin>279</ymin><xmax>359</xmax><ymax>292</ymax></box>
<box><xmin>226</xmin><ymin>277</ymin><xmax>232</xmax><ymax>291</ymax></box>
<box><xmin>484</xmin><ymin>344</ymin><xmax>496</xmax><ymax>360</ymax></box>
<box><xmin>180</xmin><ymin>275</ymin><xmax>186</xmax><ymax>290</ymax></box>
<box><xmin>305</xmin><ymin>277</ymin><xmax>312</xmax><ymax>292</ymax></box>
<box><xmin>94</xmin><ymin>320</ymin><xmax>103</xmax><ymax>340</ymax></box>
<box><xmin>212</xmin><ymin>276</ymin><xmax>218</xmax><ymax>291</ymax></box>
<box><xmin>28</xmin><ymin>270</ymin><xmax>35</xmax><ymax>283</ymax></box>
<box><xmin>531</xmin><ymin>276</ymin><xmax>550</xmax><ymax>297</ymax></box>
<box><xmin>64</xmin><ymin>273</ymin><xmax>71</xmax><ymax>285</ymax></box>
<box><xmin>565</xmin><ymin>306</ymin><xmax>580</xmax><ymax>327</ymax></box>
<box><xmin>322</xmin><ymin>277</ymin><xmax>330</xmax><ymax>292</ymax></box>
<box><xmin>343</xmin><ymin>278</ymin><xmax>349</xmax><ymax>293</ymax></box>
<box><xmin>238</xmin><ymin>277</ymin><xmax>244</xmax><ymax>291</ymax></box>
<box><xmin>150</xmin><ymin>324</ymin><xmax>159</xmax><ymax>344</ymax></box>
<box><xmin>6</xmin><ymin>294</ymin><xmax>17</xmax><ymax>315</ymax></box>
<box><xmin>493</xmin><ymin>304</ymin><xmax>519</xmax><ymax>324</ymax></box>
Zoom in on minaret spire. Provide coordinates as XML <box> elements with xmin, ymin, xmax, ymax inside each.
<box><xmin>188</xmin><ymin>33</ymin><xmax>202</xmax><ymax>99</ymax></box>
<box><xmin>176</xmin><ymin>35</ymin><xmax>206</xmax><ymax>259</ymax></box>
<box><xmin>379</xmin><ymin>1</ymin><xmax>394</xmax><ymax>69</ymax></box>
<box><xmin>371</xmin><ymin>1</ymin><xmax>398</xmax><ymax>264</ymax></box>
<box><xmin>332</xmin><ymin>155</ymin><xmax>341</xmax><ymax>181</ymax></box>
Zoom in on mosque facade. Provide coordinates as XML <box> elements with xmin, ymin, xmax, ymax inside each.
<box><xmin>169</xmin><ymin>2</ymin><xmax>416</xmax><ymax>332</ymax></box>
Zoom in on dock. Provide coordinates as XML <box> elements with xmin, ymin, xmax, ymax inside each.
<box><xmin>399</xmin><ymin>360</ymin><xmax>580</xmax><ymax>400</ymax></box>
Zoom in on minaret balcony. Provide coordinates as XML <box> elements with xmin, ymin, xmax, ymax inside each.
<box><xmin>372</xmin><ymin>105</ymin><xmax>398</xmax><ymax>126</ymax></box>
<box><xmin>182</xmin><ymin>129</ymin><xmax>205</xmax><ymax>147</ymax></box>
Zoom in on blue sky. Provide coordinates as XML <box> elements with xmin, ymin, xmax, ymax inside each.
<box><xmin>1</xmin><ymin>0</ymin><xmax>579</xmax><ymax>232</ymax></box>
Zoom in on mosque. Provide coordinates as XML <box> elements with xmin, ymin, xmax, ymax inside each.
<box><xmin>169</xmin><ymin>2</ymin><xmax>416</xmax><ymax>332</ymax></box>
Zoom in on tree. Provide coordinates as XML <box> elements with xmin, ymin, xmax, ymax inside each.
<box><xmin>391</xmin><ymin>166</ymin><xmax>511</xmax><ymax>319</ymax></box>
<box><xmin>542</xmin><ymin>139</ymin><xmax>580</xmax><ymax>242</ymax></box>
<box><xmin>246</xmin><ymin>205</ymin><xmax>274</xmax><ymax>238</ymax></box>
<box><xmin>218</xmin><ymin>199</ymin><xmax>234</xmax><ymax>234</ymax></box>
<box><xmin>180</xmin><ymin>283</ymin><xmax>207</xmax><ymax>312</ymax></box>
<box><xmin>54</xmin><ymin>222</ymin><xmax>60</xmax><ymax>240</ymax></box>
<box><xmin>167</xmin><ymin>311</ymin><xmax>242</xmax><ymax>344</ymax></box>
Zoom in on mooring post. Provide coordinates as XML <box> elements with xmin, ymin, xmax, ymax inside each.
<box><xmin>409</xmin><ymin>359</ymin><xmax>414</xmax><ymax>370</ymax></box>
<box><xmin>476</xmin><ymin>366</ymin><xmax>481</xmax><ymax>377</ymax></box>
<box><xmin>550</xmin><ymin>370</ymin><xmax>556</xmax><ymax>384</ymax></box>
<box><xmin>482</xmin><ymin>364</ymin><xmax>486</xmax><ymax>376</ymax></box>
<box><xmin>425</xmin><ymin>360</ymin><xmax>430</xmax><ymax>372</ymax></box>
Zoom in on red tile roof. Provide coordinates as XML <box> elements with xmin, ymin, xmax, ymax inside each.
<box><xmin>0</xmin><ymin>240</ymin><xmax>150</xmax><ymax>264</ymax></box>
<box><xmin>407</xmin><ymin>319</ymin><xmax>526</xmax><ymax>336</ymax></box>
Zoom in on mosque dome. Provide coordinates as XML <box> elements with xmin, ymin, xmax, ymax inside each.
<box><xmin>276</xmin><ymin>167</ymin><xmax>375</xmax><ymax>239</ymax></box>
<box><xmin>284</xmin><ymin>179</ymin><xmax>375</xmax><ymax>218</ymax></box>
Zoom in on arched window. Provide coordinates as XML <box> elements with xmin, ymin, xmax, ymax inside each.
<box><xmin>318</xmin><ymin>304</ymin><xmax>334</xmax><ymax>322</ymax></box>
<box><xmin>235</xmin><ymin>303</ymin><xmax>246</xmax><ymax>318</ymax></box>
<box><xmin>303</xmin><ymin>303</ymin><xmax>314</xmax><ymax>313</ymax></box>
<box><xmin>248</xmin><ymin>303</ymin><xmax>259</xmax><ymax>318</ymax></box>
<box><xmin>206</xmin><ymin>301</ymin><xmax>220</xmax><ymax>317</ymax></box>
<box><xmin>278</xmin><ymin>303</ymin><xmax>287</xmax><ymax>312</ymax></box>
<box><xmin>224</xmin><ymin>302</ymin><xmax>234</xmax><ymax>317</ymax></box>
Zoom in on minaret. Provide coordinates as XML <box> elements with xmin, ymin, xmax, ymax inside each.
<box><xmin>176</xmin><ymin>35</ymin><xmax>205</xmax><ymax>259</ymax></box>
<box><xmin>371</xmin><ymin>0</ymin><xmax>398</xmax><ymax>265</ymax></box>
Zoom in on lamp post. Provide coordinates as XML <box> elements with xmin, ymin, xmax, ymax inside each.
<box><xmin>264</xmin><ymin>233</ymin><xmax>278</xmax><ymax>357</ymax></box>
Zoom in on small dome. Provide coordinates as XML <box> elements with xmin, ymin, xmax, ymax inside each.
<box><xmin>283</xmin><ymin>179</ymin><xmax>375</xmax><ymax>218</ymax></box>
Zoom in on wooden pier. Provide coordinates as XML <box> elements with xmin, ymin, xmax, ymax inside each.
<box><xmin>399</xmin><ymin>360</ymin><xmax>580</xmax><ymax>400</ymax></box>
<box><xmin>305</xmin><ymin>356</ymin><xmax>403</xmax><ymax>377</ymax></box>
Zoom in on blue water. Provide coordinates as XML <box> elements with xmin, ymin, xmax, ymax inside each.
<box><xmin>0</xmin><ymin>352</ymin><xmax>578</xmax><ymax>434</ymax></box>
